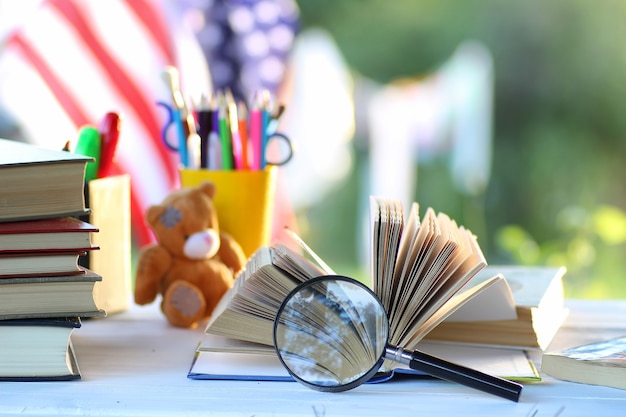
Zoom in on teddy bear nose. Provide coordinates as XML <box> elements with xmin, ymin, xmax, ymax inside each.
<box><xmin>184</xmin><ymin>229</ymin><xmax>221</xmax><ymax>260</ymax></box>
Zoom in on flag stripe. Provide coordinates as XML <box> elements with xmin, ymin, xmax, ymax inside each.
<box><xmin>124</xmin><ymin>0</ymin><xmax>176</xmax><ymax>65</ymax></box>
<box><xmin>50</xmin><ymin>0</ymin><xmax>177</xmax><ymax>186</ymax></box>
<box><xmin>7</xmin><ymin>32</ymin><xmax>156</xmax><ymax>245</ymax></box>
<box><xmin>8</xmin><ymin>34</ymin><xmax>91</xmax><ymax>129</ymax></box>
<box><xmin>0</xmin><ymin>0</ymin><xmax>212</xmax><ymax>246</ymax></box>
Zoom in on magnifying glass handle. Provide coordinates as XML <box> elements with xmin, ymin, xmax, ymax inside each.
<box><xmin>386</xmin><ymin>346</ymin><xmax>523</xmax><ymax>402</ymax></box>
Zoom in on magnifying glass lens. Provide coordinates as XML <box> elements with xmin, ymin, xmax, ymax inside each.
<box><xmin>273</xmin><ymin>276</ymin><xmax>388</xmax><ymax>392</ymax></box>
<box><xmin>273</xmin><ymin>276</ymin><xmax>523</xmax><ymax>401</ymax></box>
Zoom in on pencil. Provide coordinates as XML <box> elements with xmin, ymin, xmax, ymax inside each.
<box><xmin>197</xmin><ymin>94</ymin><xmax>213</xmax><ymax>169</ymax></box>
<box><xmin>218</xmin><ymin>101</ymin><xmax>233</xmax><ymax>170</ymax></box>
<box><xmin>225</xmin><ymin>89</ymin><xmax>243</xmax><ymax>170</ymax></box>
<box><xmin>249</xmin><ymin>93</ymin><xmax>263</xmax><ymax>171</ymax></box>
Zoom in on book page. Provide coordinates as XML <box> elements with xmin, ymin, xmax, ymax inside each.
<box><xmin>406</xmin><ymin>213</ymin><xmax>461</xmax><ymax>312</ymax></box>
<box><xmin>442</xmin><ymin>274</ymin><xmax>517</xmax><ymax>322</ymax></box>
<box><xmin>393</xmin><ymin>228</ymin><xmax>487</xmax><ymax>347</ymax></box>
<box><xmin>205</xmin><ymin>243</ymin><xmax>328</xmax><ymax>346</ymax></box>
<box><xmin>407</xmin><ymin>225</ymin><xmax>483</xmax><ymax>327</ymax></box>
<box><xmin>395</xmin><ymin>276</ymin><xmax>508</xmax><ymax>350</ymax></box>
<box><xmin>370</xmin><ymin>197</ymin><xmax>403</xmax><ymax>311</ymax></box>
<box><xmin>387</xmin><ymin>207</ymin><xmax>438</xmax><ymax>332</ymax></box>
<box><xmin>388</xmin><ymin>210</ymin><xmax>465</xmax><ymax>344</ymax></box>
<box><xmin>367</xmin><ymin>199</ymin><xmax>488</xmax><ymax>348</ymax></box>
<box><xmin>283</xmin><ymin>229</ymin><xmax>335</xmax><ymax>276</ymax></box>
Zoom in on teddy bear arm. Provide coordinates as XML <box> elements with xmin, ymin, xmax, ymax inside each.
<box><xmin>134</xmin><ymin>244</ymin><xmax>173</xmax><ymax>305</ymax></box>
<box><xmin>217</xmin><ymin>232</ymin><xmax>247</xmax><ymax>273</ymax></box>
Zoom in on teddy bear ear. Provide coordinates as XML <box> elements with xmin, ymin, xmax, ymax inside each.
<box><xmin>146</xmin><ymin>205</ymin><xmax>166</xmax><ymax>227</ymax></box>
<box><xmin>199</xmin><ymin>181</ymin><xmax>216</xmax><ymax>199</ymax></box>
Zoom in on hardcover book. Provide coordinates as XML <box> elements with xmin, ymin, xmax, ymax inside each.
<box><xmin>541</xmin><ymin>336</ymin><xmax>626</xmax><ymax>390</ymax></box>
<box><xmin>0</xmin><ymin>249</ymin><xmax>96</xmax><ymax>278</ymax></box>
<box><xmin>0</xmin><ymin>216</ymin><xmax>98</xmax><ymax>253</ymax></box>
<box><xmin>424</xmin><ymin>265</ymin><xmax>568</xmax><ymax>350</ymax></box>
<box><xmin>0</xmin><ymin>267</ymin><xmax>106</xmax><ymax>320</ymax></box>
<box><xmin>0</xmin><ymin>316</ymin><xmax>82</xmax><ymax>381</ymax></box>
<box><xmin>0</xmin><ymin>138</ymin><xmax>90</xmax><ymax>222</ymax></box>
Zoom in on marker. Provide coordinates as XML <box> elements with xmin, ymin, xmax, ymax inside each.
<box><xmin>75</xmin><ymin>125</ymin><xmax>101</xmax><ymax>181</ymax></box>
<box><xmin>97</xmin><ymin>112</ymin><xmax>121</xmax><ymax>177</ymax></box>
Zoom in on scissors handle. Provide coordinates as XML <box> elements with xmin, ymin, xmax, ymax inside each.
<box><xmin>264</xmin><ymin>132</ymin><xmax>293</xmax><ymax>167</ymax></box>
<box><xmin>157</xmin><ymin>101</ymin><xmax>179</xmax><ymax>151</ymax></box>
<box><xmin>157</xmin><ymin>101</ymin><xmax>189</xmax><ymax>166</ymax></box>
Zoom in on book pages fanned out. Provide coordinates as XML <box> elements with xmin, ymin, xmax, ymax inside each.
<box><xmin>370</xmin><ymin>197</ymin><xmax>404</xmax><ymax>314</ymax></box>
<box><xmin>205</xmin><ymin>244</ymin><xmax>328</xmax><ymax>346</ymax></box>
<box><xmin>205</xmin><ymin>197</ymin><xmax>488</xmax><ymax>352</ymax></box>
<box><xmin>368</xmin><ymin>198</ymin><xmax>487</xmax><ymax>350</ymax></box>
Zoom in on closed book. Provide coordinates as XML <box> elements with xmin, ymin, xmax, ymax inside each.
<box><xmin>0</xmin><ymin>267</ymin><xmax>106</xmax><ymax>319</ymax></box>
<box><xmin>0</xmin><ymin>316</ymin><xmax>82</xmax><ymax>381</ymax></box>
<box><xmin>0</xmin><ymin>138</ymin><xmax>90</xmax><ymax>222</ymax></box>
<box><xmin>0</xmin><ymin>249</ymin><xmax>96</xmax><ymax>277</ymax></box>
<box><xmin>424</xmin><ymin>266</ymin><xmax>568</xmax><ymax>350</ymax></box>
<box><xmin>0</xmin><ymin>216</ymin><xmax>98</xmax><ymax>253</ymax></box>
<box><xmin>541</xmin><ymin>336</ymin><xmax>626</xmax><ymax>390</ymax></box>
<box><xmin>79</xmin><ymin>175</ymin><xmax>132</xmax><ymax>314</ymax></box>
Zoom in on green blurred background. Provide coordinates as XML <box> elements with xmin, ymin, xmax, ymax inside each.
<box><xmin>292</xmin><ymin>0</ymin><xmax>626</xmax><ymax>298</ymax></box>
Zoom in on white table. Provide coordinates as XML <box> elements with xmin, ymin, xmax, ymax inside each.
<box><xmin>2</xmin><ymin>300</ymin><xmax>626</xmax><ymax>416</ymax></box>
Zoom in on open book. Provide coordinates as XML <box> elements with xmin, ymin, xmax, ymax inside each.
<box><xmin>196</xmin><ymin>197</ymin><xmax>540</xmax><ymax>380</ymax></box>
<box><xmin>189</xmin><ymin>333</ymin><xmax>539</xmax><ymax>382</ymax></box>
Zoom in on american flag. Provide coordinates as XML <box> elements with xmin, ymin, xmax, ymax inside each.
<box><xmin>180</xmin><ymin>0</ymin><xmax>299</xmax><ymax>101</ymax></box>
<box><xmin>0</xmin><ymin>0</ymin><xmax>212</xmax><ymax>246</ymax></box>
<box><xmin>0</xmin><ymin>0</ymin><xmax>299</xmax><ymax>246</ymax></box>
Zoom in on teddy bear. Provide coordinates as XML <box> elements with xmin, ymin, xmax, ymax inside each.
<box><xmin>134</xmin><ymin>181</ymin><xmax>247</xmax><ymax>328</ymax></box>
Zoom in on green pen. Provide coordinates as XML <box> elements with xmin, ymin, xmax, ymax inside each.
<box><xmin>74</xmin><ymin>125</ymin><xmax>101</xmax><ymax>181</ymax></box>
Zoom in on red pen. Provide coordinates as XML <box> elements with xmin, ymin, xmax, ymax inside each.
<box><xmin>97</xmin><ymin>112</ymin><xmax>121</xmax><ymax>178</ymax></box>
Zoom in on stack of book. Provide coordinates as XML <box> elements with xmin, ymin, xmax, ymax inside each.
<box><xmin>0</xmin><ymin>138</ymin><xmax>106</xmax><ymax>381</ymax></box>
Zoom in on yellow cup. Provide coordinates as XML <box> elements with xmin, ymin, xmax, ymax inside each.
<box><xmin>179</xmin><ymin>167</ymin><xmax>277</xmax><ymax>258</ymax></box>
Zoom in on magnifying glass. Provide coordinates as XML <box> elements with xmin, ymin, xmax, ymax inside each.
<box><xmin>273</xmin><ymin>275</ymin><xmax>523</xmax><ymax>402</ymax></box>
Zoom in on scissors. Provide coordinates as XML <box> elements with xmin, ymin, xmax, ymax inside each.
<box><xmin>157</xmin><ymin>100</ymin><xmax>190</xmax><ymax>167</ymax></box>
<box><xmin>262</xmin><ymin>131</ymin><xmax>294</xmax><ymax>167</ymax></box>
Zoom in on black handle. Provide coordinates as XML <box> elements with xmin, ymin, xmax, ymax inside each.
<box><xmin>408</xmin><ymin>349</ymin><xmax>523</xmax><ymax>402</ymax></box>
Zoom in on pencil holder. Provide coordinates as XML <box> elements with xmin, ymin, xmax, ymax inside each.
<box><xmin>79</xmin><ymin>175</ymin><xmax>132</xmax><ymax>314</ymax></box>
<box><xmin>179</xmin><ymin>167</ymin><xmax>277</xmax><ymax>258</ymax></box>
